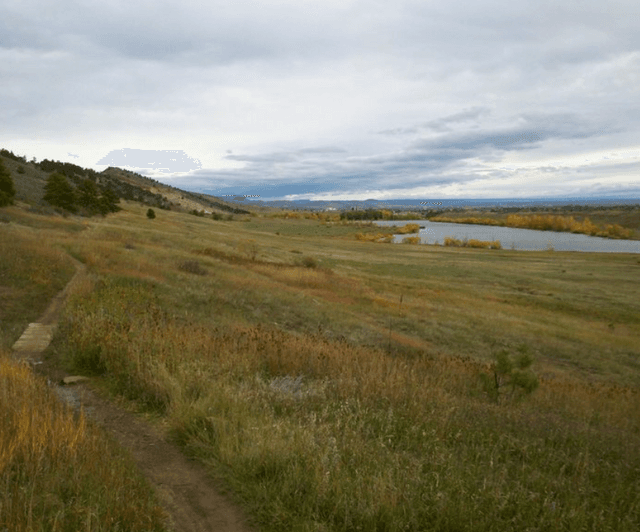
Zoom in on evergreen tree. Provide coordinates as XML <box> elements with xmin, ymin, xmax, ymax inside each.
<box><xmin>77</xmin><ymin>178</ymin><xmax>100</xmax><ymax>213</ymax></box>
<box><xmin>0</xmin><ymin>158</ymin><xmax>16</xmax><ymax>207</ymax></box>
<box><xmin>98</xmin><ymin>187</ymin><xmax>121</xmax><ymax>214</ymax></box>
<box><xmin>43</xmin><ymin>172</ymin><xmax>76</xmax><ymax>212</ymax></box>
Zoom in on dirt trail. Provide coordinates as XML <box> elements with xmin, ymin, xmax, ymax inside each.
<box><xmin>11</xmin><ymin>259</ymin><xmax>257</xmax><ymax>532</ymax></box>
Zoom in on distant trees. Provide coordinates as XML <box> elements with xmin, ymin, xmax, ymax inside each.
<box><xmin>0</xmin><ymin>158</ymin><xmax>16</xmax><ymax>207</ymax></box>
<box><xmin>42</xmin><ymin>173</ymin><xmax>120</xmax><ymax>215</ymax></box>
<box><xmin>340</xmin><ymin>209</ymin><xmax>385</xmax><ymax>221</ymax></box>
<box><xmin>44</xmin><ymin>172</ymin><xmax>77</xmax><ymax>212</ymax></box>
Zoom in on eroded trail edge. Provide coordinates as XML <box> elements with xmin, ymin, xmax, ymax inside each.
<box><xmin>10</xmin><ymin>258</ymin><xmax>256</xmax><ymax>532</ymax></box>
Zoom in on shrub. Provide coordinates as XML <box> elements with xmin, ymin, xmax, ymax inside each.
<box><xmin>178</xmin><ymin>260</ymin><xmax>207</xmax><ymax>275</ymax></box>
<box><xmin>402</xmin><ymin>236</ymin><xmax>421</xmax><ymax>244</ymax></box>
<box><xmin>300</xmin><ymin>256</ymin><xmax>318</xmax><ymax>268</ymax></box>
<box><xmin>480</xmin><ymin>345</ymin><xmax>539</xmax><ymax>403</ymax></box>
<box><xmin>444</xmin><ymin>237</ymin><xmax>462</xmax><ymax>247</ymax></box>
<box><xmin>146</xmin><ymin>208</ymin><xmax>156</xmax><ymax>219</ymax></box>
<box><xmin>396</xmin><ymin>223</ymin><xmax>421</xmax><ymax>234</ymax></box>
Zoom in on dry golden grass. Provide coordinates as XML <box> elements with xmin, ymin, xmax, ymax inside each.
<box><xmin>395</xmin><ymin>223</ymin><xmax>421</xmax><ymax>234</ymax></box>
<box><xmin>0</xmin><ymin>350</ymin><xmax>169</xmax><ymax>531</ymax></box>
<box><xmin>59</xmin><ymin>277</ymin><xmax>640</xmax><ymax>531</ymax></box>
<box><xmin>355</xmin><ymin>231</ymin><xmax>394</xmax><ymax>242</ymax></box>
<box><xmin>443</xmin><ymin>236</ymin><xmax>502</xmax><ymax>249</ymax></box>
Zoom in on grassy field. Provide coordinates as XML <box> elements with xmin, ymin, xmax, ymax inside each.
<box><xmin>0</xmin><ymin>214</ymin><xmax>77</xmax><ymax>348</ymax></box>
<box><xmin>0</xmin><ymin>207</ymin><xmax>171</xmax><ymax>531</ymax></box>
<box><xmin>2</xmin><ymin>202</ymin><xmax>640</xmax><ymax>531</ymax></box>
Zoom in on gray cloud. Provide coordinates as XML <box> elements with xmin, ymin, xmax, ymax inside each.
<box><xmin>2</xmin><ymin>0</ymin><xmax>640</xmax><ymax>200</ymax></box>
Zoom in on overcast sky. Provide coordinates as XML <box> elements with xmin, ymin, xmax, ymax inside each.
<box><xmin>3</xmin><ymin>0</ymin><xmax>640</xmax><ymax>201</ymax></box>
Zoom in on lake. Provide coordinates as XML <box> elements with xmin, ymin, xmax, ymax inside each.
<box><xmin>373</xmin><ymin>220</ymin><xmax>640</xmax><ymax>253</ymax></box>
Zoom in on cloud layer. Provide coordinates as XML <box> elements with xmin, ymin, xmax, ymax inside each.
<box><xmin>3</xmin><ymin>0</ymin><xmax>640</xmax><ymax>200</ymax></box>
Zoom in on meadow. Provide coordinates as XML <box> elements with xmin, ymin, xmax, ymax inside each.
<box><xmin>1</xmin><ymin>202</ymin><xmax>640</xmax><ymax>531</ymax></box>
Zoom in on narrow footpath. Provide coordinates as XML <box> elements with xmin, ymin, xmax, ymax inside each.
<box><xmin>11</xmin><ymin>259</ymin><xmax>256</xmax><ymax>532</ymax></box>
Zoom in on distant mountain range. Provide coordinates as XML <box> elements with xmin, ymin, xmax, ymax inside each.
<box><xmin>229</xmin><ymin>196</ymin><xmax>640</xmax><ymax>212</ymax></box>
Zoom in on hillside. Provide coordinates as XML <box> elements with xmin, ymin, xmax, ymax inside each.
<box><xmin>0</xmin><ymin>148</ymin><xmax>250</xmax><ymax>216</ymax></box>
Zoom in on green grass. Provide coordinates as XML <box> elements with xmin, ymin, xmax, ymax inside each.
<box><xmin>3</xmin><ymin>201</ymin><xmax>640</xmax><ymax>531</ymax></box>
<box><xmin>0</xmin><ymin>214</ymin><xmax>76</xmax><ymax>347</ymax></box>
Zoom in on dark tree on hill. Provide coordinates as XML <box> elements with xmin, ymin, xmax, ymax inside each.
<box><xmin>78</xmin><ymin>178</ymin><xmax>100</xmax><ymax>213</ymax></box>
<box><xmin>0</xmin><ymin>158</ymin><xmax>16</xmax><ymax>207</ymax></box>
<box><xmin>44</xmin><ymin>172</ymin><xmax>77</xmax><ymax>212</ymax></box>
<box><xmin>98</xmin><ymin>187</ymin><xmax>121</xmax><ymax>214</ymax></box>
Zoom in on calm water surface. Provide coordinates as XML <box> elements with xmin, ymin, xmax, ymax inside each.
<box><xmin>373</xmin><ymin>220</ymin><xmax>640</xmax><ymax>253</ymax></box>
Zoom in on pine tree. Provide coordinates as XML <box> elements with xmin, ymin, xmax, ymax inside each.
<box><xmin>98</xmin><ymin>187</ymin><xmax>121</xmax><ymax>214</ymax></box>
<box><xmin>77</xmin><ymin>178</ymin><xmax>100</xmax><ymax>213</ymax></box>
<box><xmin>0</xmin><ymin>158</ymin><xmax>16</xmax><ymax>207</ymax></box>
<box><xmin>43</xmin><ymin>172</ymin><xmax>76</xmax><ymax>212</ymax></box>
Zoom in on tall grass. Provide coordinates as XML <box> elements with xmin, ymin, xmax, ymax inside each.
<box><xmin>6</xmin><ymin>203</ymin><xmax>640</xmax><ymax>531</ymax></box>
<box><xmin>0</xmin><ymin>223</ymin><xmax>75</xmax><ymax>347</ymax></box>
<box><xmin>58</xmin><ymin>275</ymin><xmax>640</xmax><ymax>532</ymax></box>
<box><xmin>0</xmin><ymin>351</ymin><xmax>170</xmax><ymax>531</ymax></box>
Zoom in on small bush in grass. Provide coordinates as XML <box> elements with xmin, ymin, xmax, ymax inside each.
<box><xmin>444</xmin><ymin>236</ymin><xmax>463</xmax><ymax>247</ymax></box>
<box><xmin>402</xmin><ymin>236</ymin><xmax>421</xmax><ymax>244</ymax></box>
<box><xmin>178</xmin><ymin>260</ymin><xmax>207</xmax><ymax>275</ymax></box>
<box><xmin>480</xmin><ymin>345</ymin><xmax>539</xmax><ymax>403</ymax></box>
<box><xmin>300</xmin><ymin>256</ymin><xmax>318</xmax><ymax>268</ymax></box>
<box><xmin>146</xmin><ymin>208</ymin><xmax>156</xmax><ymax>219</ymax></box>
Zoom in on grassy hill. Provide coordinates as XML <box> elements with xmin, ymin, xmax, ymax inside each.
<box><xmin>0</xmin><ymin>148</ymin><xmax>250</xmax><ymax>216</ymax></box>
